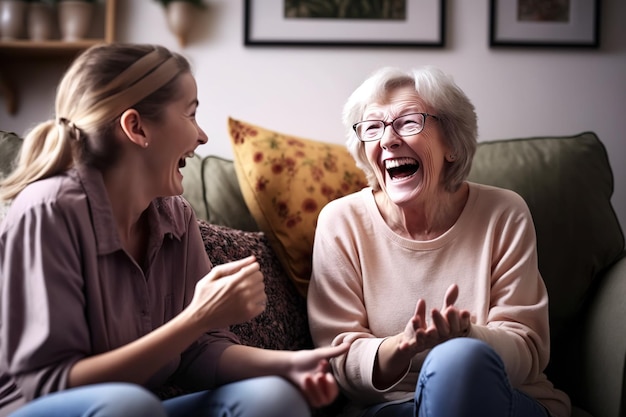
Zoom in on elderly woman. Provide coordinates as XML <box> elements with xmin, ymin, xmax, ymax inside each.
<box><xmin>307</xmin><ymin>66</ymin><xmax>570</xmax><ymax>417</ymax></box>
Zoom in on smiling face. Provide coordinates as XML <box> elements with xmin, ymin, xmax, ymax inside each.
<box><xmin>363</xmin><ymin>85</ymin><xmax>450</xmax><ymax>206</ymax></box>
<box><xmin>145</xmin><ymin>72</ymin><xmax>208</xmax><ymax>197</ymax></box>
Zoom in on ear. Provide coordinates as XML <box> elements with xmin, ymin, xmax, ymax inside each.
<box><xmin>119</xmin><ymin>109</ymin><xmax>149</xmax><ymax>148</ymax></box>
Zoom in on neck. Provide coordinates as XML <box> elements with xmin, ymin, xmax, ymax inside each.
<box><xmin>376</xmin><ymin>182</ymin><xmax>469</xmax><ymax>240</ymax></box>
<box><xmin>102</xmin><ymin>162</ymin><xmax>152</xmax><ymax>240</ymax></box>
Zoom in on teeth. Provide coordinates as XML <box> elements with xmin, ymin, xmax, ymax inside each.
<box><xmin>385</xmin><ymin>157</ymin><xmax>416</xmax><ymax>169</ymax></box>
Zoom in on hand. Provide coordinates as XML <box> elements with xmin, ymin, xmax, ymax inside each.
<box><xmin>187</xmin><ymin>256</ymin><xmax>266</xmax><ymax>330</ymax></box>
<box><xmin>397</xmin><ymin>284</ymin><xmax>471</xmax><ymax>355</ymax></box>
<box><xmin>285</xmin><ymin>343</ymin><xmax>350</xmax><ymax>408</ymax></box>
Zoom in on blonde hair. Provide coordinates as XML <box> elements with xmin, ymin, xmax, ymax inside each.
<box><xmin>343</xmin><ymin>66</ymin><xmax>478</xmax><ymax>193</ymax></box>
<box><xmin>0</xmin><ymin>43</ymin><xmax>190</xmax><ymax>201</ymax></box>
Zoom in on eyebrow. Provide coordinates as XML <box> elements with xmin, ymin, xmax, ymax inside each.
<box><xmin>364</xmin><ymin>107</ymin><xmax>422</xmax><ymax>120</ymax></box>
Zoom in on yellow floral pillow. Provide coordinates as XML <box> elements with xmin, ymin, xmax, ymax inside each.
<box><xmin>228</xmin><ymin>117</ymin><xmax>367</xmax><ymax>297</ymax></box>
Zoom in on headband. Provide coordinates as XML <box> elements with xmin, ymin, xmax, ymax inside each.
<box><xmin>61</xmin><ymin>49</ymin><xmax>182</xmax><ymax>130</ymax></box>
<box><xmin>86</xmin><ymin>54</ymin><xmax>180</xmax><ymax>124</ymax></box>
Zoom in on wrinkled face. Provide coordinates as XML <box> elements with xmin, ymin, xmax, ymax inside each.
<box><xmin>146</xmin><ymin>72</ymin><xmax>208</xmax><ymax>197</ymax></box>
<box><xmin>363</xmin><ymin>85</ymin><xmax>449</xmax><ymax>206</ymax></box>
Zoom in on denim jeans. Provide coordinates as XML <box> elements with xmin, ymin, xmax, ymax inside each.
<box><xmin>9</xmin><ymin>376</ymin><xmax>310</xmax><ymax>417</ymax></box>
<box><xmin>361</xmin><ymin>338</ymin><xmax>549</xmax><ymax>417</ymax></box>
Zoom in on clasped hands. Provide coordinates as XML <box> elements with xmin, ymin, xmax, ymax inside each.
<box><xmin>397</xmin><ymin>283</ymin><xmax>471</xmax><ymax>355</ymax></box>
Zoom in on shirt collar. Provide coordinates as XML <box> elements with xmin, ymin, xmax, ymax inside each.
<box><xmin>74</xmin><ymin>164</ymin><xmax>186</xmax><ymax>255</ymax></box>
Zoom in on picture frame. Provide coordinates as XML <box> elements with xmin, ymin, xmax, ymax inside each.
<box><xmin>244</xmin><ymin>0</ymin><xmax>446</xmax><ymax>48</ymax></box>
<box><xmin>489</xmin><ymin>0</ymin><xmax>600</xmax><ymax>48</ymax></box>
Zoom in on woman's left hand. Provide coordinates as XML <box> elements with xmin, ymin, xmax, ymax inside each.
<box><xmin>398</xmin><ymin>283</ymin><xmax>472</xmax><ymax>354</ymax></box>
<box><xmin>286</xmin><ymin>343</ymin><xmax>350</xmax><ymax>408</ymax></box>
<box><xmin>415</xmin><ymin>283</ymin><xmax>472</xmax><ymax>349</ymax></box>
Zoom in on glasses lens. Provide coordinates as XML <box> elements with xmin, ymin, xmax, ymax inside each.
<box><xmin>355</xmin><ymin>121</ymin><xmax>384</xmax><ymax>141</ymax></box>
<box><xmin>393</xmin><ymin>113</ymin><xmax>425</xmax><ymax>136</ymax></box>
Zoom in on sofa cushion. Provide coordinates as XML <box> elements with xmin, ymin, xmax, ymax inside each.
<box><xmin>182</xmin><ymin>155</ymin><xmax>258</xmax><ymax>231</ymax></box>
<box><xmin>0</xmin><ymin>131</ymin><xmax>23</xmax><ymax>220</ymax></box>
<box><xmin>197</xmin><ymin>220</ymin><xmax>313</xmax><ymax>351</ymax></box>
<box><xmin>0</xmin><ymin>131</ymin><xmax>22</xmax><ymax>178</ymax></box>
<box><xmin>228</xmin><ymin>117</ymin><xmax>367</xmax><ymax>297</ymax></box>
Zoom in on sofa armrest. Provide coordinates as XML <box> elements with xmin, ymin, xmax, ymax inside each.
<box><xmin>581</xmin><ymin>253</ymin><xmax>626</xmax><ymax>417</ymax></box>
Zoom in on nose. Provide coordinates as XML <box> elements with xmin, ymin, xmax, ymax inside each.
<box><xmin>198</xmin><ymin>126</ymin><xmax>209</xmax><ymax>145</ymax></box>
<box><xmin>379</xmin><ymin>124</ymin><xmax>401</xmax><ymax>150</ymax></box>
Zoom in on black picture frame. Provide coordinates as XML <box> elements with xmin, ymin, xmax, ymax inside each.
<box><xmin>489</xmin><ymin>0</ymin><xmax>600</xmax><ymax>48</ymax></box>
<box><xmin>244</xmin><ymin>0</ymin><xmax>446</xmax><ymax>48</ymax></box>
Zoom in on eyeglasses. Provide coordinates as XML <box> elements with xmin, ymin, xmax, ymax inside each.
<box><xmin>352</xmin><ymin>112</ymin><xmax>439</xmax><ymax>142</ymax></box>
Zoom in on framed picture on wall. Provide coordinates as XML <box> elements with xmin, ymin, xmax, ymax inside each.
<box><xmin>244</xmin><ymin>0</ymin><xmax>446</xmax><ymax>47</ymax></box>
<box><xmin>489</xmin><ymin>0</ymin><xmax>600</xmax><ymax>48</ymax></box>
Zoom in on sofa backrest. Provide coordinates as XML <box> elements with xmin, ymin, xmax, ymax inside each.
<box><xmin>0</xmin><ymin>131</ymin><xmax>23</xmax><ymax>220</ymax></box>
<box><xmin>0</xmin><ymin>131</ymin><xmax>22</xmax><ymax>178</ymax></box>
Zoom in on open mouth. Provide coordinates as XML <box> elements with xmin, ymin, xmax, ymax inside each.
<box><xmin>178</xmin><ymin>152</ymin><xmax>195</xmax><ymax>169</ymax></box>
<box><xmin>385</xmin><ymin>157</ymin><xmax>420</xmax><ymax>180</ymax></box>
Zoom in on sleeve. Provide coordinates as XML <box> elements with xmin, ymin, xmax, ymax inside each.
<box><xmin>469</xmin><ymin>192</ymin><xmax>551</xmax><ymax>387</ymax></box>
<box><xmin>173</xmin><ymin>203</ymin><xmax>241</xmax><ymax>390</ymax></box>
<box><xmin>308</xmin><ymin>202</ymin><xmax>397</xmax><ymax>403</ymax></box>
<box><xmin>0</xmin><ymin>200</ymin><xmax>88</xmax><ymax>401</ymax></box>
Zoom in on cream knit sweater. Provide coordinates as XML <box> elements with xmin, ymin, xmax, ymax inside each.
<box><xmin>308</xmin><ymin>183</ymin><xmax>570</xmax><ymax>417</ymax></box>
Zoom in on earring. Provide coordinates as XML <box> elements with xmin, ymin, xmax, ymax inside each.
<box><xmin>447</xmin><ymin>153</ymin><xmax>456</xmax><ymax>161</ymax></box>
<box><xmin>143</xmin><ymin>142</ymin><xmax>149</xmax><ymax>148</ymax></box>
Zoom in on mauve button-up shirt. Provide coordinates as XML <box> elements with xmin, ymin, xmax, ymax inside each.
<box><xmin>0</xmin><ymin>164</ymin><xmax>238</xmax><ymax>416</ymax></box>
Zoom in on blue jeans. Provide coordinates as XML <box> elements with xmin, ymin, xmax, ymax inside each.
<box><xmin>361</xmin><ymin>338</ymin><xmax>549</xmax><ymax>417</ymax></box>
<box><xmin>9</xmin><ymin>376</ymin><xmax>310</xmax><ymax>417</ymax></box>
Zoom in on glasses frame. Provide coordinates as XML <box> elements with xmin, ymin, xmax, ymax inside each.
<box><xmin>352</xmin><ymin>112</ymin><xmax>439</xmax><ymax>142</ymax></box>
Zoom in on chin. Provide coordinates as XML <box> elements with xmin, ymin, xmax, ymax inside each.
<box><xmin>384</xmin><ymin>174</ymin><xmax>423</xmax><ymax>199</ymax></box>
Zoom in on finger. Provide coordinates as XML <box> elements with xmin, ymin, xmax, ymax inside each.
<box><xmin>413</xmin><ymin>328</ymin><xmax>428</xmax><ymax>351</ymax></box>
<box><xmin>305</xmin><ymin>373</ymin><xmax>327</xmax><ymax>408</ymax></box>
<box><xmin>237</xmin><ymin>260</ymin><xmax>262</xmax><ymax>280</ymax></box>
<box><xmin>459</xmin><ymin>310</ymin><xmax>472</xmax><ymax>335</ymax></box>
<box><xmin>416</xmin><ymin>299</ymin><xmax>427</xmax><ymax>330</ymax></box>
<box><xmin>411</xmin><ymin>314</ymin><xmax>422</xmax><ymax>332</ymax></box>
<box><xmin>430</xmin><ymin>308</ymin><xmax>450</xmax><ymax>338</ymax></box>
<box><xmin>446</xmin><ymin>309</ymin><xmax>460</xmax><ymax>335</ymax></box>
<box><xmin>443</xmin><ymin>284</ymin><xmax>459</xmax><ymax>309</ymax></box>
<box><xmin>310</xmin><ymin>373</ymin><xmax>335</xmax><ymax>407</ymax></box>
<box><xmin>422</xmin><ymin>327</ymin><xmax>440</xmax><ymax>348</ymax></box>
<box><xmin>319</xmin><ymin>373</ymin><xmax>338</xmax><ymax>406</ymax></box>
<box><xmin>312</xmin><ymin>343</ymin><xmax>350</xmax><ymax>361</ymax></box>
<box><xmin>208</xmin><ymin>256</ymin><xmax>258</xmax><ymax>280</ymax></box>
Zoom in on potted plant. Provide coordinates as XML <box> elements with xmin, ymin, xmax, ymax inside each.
<box><xmin>56</xmin><ymin>0</ymin><xmax>96</xmax><ymax>41</ymax></box>
<box><xmin>0</xmin><ymin>0</ymin><xmax>29</xmax><ymax>40</ymax></box>
<box><xmin>154</xmin><ymin>0</ymin><xmax>205</xmax><ymax>47</ymax></box>
<box><xmin>26</xmin><ymin>0</ymin><xmax>57</xmax><ymax>40</ymax></box>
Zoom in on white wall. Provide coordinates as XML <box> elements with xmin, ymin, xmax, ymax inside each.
<box><xmin>2</xmin><ymin>0</ymin><xmax>625</xmax><ymax>233</ymax></box>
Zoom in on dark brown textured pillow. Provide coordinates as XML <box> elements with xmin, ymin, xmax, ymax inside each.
<box><xmin>197</xmin><ymin>220</ymin><xmax>313</xmax><ymax>351</ymax></box>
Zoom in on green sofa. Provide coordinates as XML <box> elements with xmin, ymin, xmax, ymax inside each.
<box><xmin>0</xmin><ymin>130</ymin><xmax>624</xmax><ymax>417</ymax></box>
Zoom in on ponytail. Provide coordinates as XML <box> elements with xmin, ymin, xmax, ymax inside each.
<box><xmin>0</xmin><ymin>120</ymin><xmax>74</xmax><ymax>201</ymax></box>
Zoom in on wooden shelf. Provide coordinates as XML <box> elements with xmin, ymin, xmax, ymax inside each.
<box><xmin>0</xmin><ymin>39</ymin><xmax>107</xmax><ymax>57</ymax></box>
<box><xmin>0</xmin><ymin>0</ymin><xmax>117</xmax><ymax>114</ymax></box>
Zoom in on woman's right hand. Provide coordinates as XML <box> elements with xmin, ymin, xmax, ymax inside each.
<box><xmin>187</xmin><ymin>256</ymin><xmax>266</xmax><ymax>330</ymax></box>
